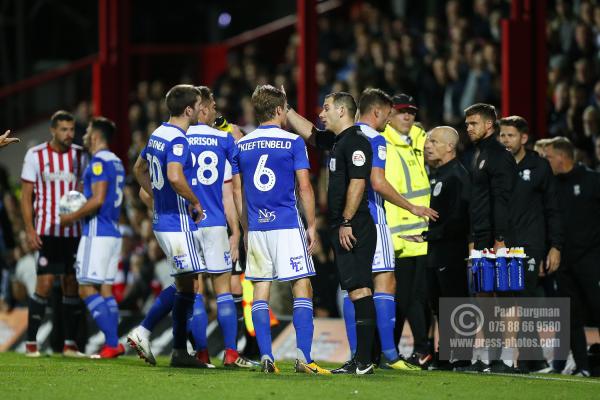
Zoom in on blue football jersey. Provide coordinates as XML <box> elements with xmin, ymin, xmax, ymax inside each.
<box><xmin>356</xmin><ymin>123</ymin><xmax>387</xmax><ymax>225</ymax></box>
<box><xmin>141</xmin><ymin>123</ymin><xmax>197</xmax><ymax>233</ymax></box>
<box><xmin>231</xmin><ymin>125</ymin><xmax>310</xmax><ymax>231</ymax></box>
<box><xmin>186</xmin><ymin>123</ymin><xmax>238</xmax><ymax>228</ymax></box>
<box><xmin>83</xmin><ymin>150</ymin><xmax>125</xmax><ymax>237</ymax></box>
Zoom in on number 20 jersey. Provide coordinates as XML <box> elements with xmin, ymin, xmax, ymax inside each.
<box><xmin>141</xmin><ymin>123</ymin><xmax>196</xmax><ymax>232</ymax></box>
<box><xmin>82</xmin><ymin>149</ymin><xmax>125</xmax><ymax>237</ymax></box>
<box><xmin>186</xmin><ymin>123</ymin><xmax>238</xmax><ymax>228</ymax></box>
<box><xmin>231</xmin><ymin>125</ymin><xmax>310</xmax><ymax>232</ymax></box>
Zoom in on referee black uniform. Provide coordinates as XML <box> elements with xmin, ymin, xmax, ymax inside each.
<box><xmin>555</xmin><ymin>163</ymin><xmax>600</xmax><ymax>373</ymax></box>
<box><xmin>316</xmin><ymin>126</ymin><xmax>377</xmax><ymax>370</ymax></box>
<box><xmin>425</xmin><ymin>158</ymin><xmax>471</xmax><ymax>314</ymax></box>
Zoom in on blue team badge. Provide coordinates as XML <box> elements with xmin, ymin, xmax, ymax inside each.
<box><xmin>224</xmin><ymin>251</ymin><xmax>231</xmax><ymax>266</ymax></box>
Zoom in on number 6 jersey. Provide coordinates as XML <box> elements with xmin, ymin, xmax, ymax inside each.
<box><xmin>141</xmin><ymin>123</ymin><xmax>197</xmax><ymax>232</ymax></box>
<box><xmin>231</xmin><ymin>125</ymin><xmax>310</xmax><ymax>232</ymax></box>
<box><xmin>186</xmin><ymin>123</ymin><xmax>238</xmax><ymax>228</ymax></box>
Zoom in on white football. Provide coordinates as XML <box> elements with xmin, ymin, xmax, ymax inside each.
<box><xmin>59</xmin><ymin>191</ymin><xmax>87</xmax><ymax>215</ymax></box>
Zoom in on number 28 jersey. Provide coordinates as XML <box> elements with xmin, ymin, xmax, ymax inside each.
<box><xmin>141</xmin><ymin>123</ymin><xmax>196</xmax><ymax>233</ymax></box>
<box><xmin>231</xmin><ymin>125</ymin><xmax>310</xmax><ymax>232</ymax></box>
<box><xmin>186</xmin><ymin>123</ymin><xmax>237</xmax><ymax>228</ymax></box>
<box><xmin>82</xmin><ymin>150</ymin><xmax>125</xmax><ymax>237</ymax></box>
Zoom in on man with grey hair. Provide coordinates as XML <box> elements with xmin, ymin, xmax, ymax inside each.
<box><xmin>408</xmin><ymin>126</ymin><xmax>471</xmax><ymax>369</ymax></box>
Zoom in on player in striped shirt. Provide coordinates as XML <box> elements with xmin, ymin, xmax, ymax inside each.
<box><xmin>20</xmin><ymin>110</ymin><xmax>88</xmax><ymax>357</ymax></box>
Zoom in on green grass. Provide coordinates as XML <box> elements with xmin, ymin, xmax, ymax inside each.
<box><xmin>0</xmin><ymin>353</ymin><xmax>598</xmax><ymax>400</ymax></box>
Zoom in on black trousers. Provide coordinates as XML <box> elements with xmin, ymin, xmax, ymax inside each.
<box><xmin>394</xmin><ymin>255</ymin><xmax>429</xmax><ymax>354</ymax></box>
<box><xmin>556</xmin><ymin>251</ymin><xmax>600</xmax><ymax>371</ymax></box>
<box><xmin>426</xmin><ymin>239</ymin><xmax>469</xmax><ymax>316</ymax></box>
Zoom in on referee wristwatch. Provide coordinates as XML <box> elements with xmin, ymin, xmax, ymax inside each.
<box><xmin>341</xmin><ymin>218</ymin><xmax>352</xmax><ymax>227</ymax></box>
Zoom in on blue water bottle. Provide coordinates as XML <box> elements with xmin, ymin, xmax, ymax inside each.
<box><xmin>508</xmin><ymin>247</ymin><xmax>525</xmax><ymax>291</ymax></box>
<box><xmin>494</xmin><ymin>247</ymin><xmax>510</xmax><ymax>292</ymax></box>
<box><xmin>481</xmin><ymin>249</ymin><xmax>495</xmax><ymax>292</ymax></box>
<box><xmin>469</xmin><ymin>250</ymin><xmax>481</xmax><ymax>293</ymax></box>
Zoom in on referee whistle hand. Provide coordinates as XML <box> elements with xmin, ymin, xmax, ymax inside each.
<box><xmin>339</xmin><ymin>226</ymin><xmax>357</xmax><ymax>251</ymax></box>
<box><xmin>411</xmin><ymin>205</ymin><xmax>439</xmax><ymax>221</ymax></box>
<box><xmin>400</xmin><ymin>234</ymin><xmax>425</xmax><ymax>243</ymax></box>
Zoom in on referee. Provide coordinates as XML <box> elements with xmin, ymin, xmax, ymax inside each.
<box><xmin>286</xmin><ymin>92</ymin><xmax>377</xmax><ymax>374</ymax></box>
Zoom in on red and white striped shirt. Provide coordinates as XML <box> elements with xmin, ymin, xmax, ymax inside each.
<box><xmin>21</xmin><ymin>142</ymin><xmax>88</xmax><ymax>237</ymax></box>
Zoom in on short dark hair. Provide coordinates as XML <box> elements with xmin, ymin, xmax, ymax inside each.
<box><xmin>464</xmin><ymin>103</ymin><xmax>497</xmax><ymax>123</ymax></box>
<box><xmin>358</xmin><ymin>88</ymin><xmax>393</xmax><ymax>115</ymax></box>
<box><xmin>499</xmin><ymin>115</ymin><xmax>529</xmax><ymax>134</ymax></box>
<box><xmin>165</xmin><ymin>84</ymin><xmax>201</xmax><ymax>117</ymax></box>
<box><xmin>50</xmin><ymin>110</ymin><xmax>75</xmax><ymax>128</ymax></box>
<box><xmin>251</xmin><ymin>85</ymin><xmax>286</xmax><ymax>123</ymax></box>
<box><xmin>324</xmin><ymin>92</ymin><xmax>357</xmax><ymax>118</ymax></box>
<box><xmin>548</xmin><ymin>136</ymin><xmax>575</xmax><ymax>160</ymax></box>
<box><xmin>195</xmin><ymin>85</ymin><xmax>213</xmax><ymax>104</ymax></box>
<box><xmin>90</xmin><ymin>116</ymin><xmax>116</xmax><ymax>142</ymax></box>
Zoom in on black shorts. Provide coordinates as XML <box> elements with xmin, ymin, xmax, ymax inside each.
<box><xmin>232</xmin><ymin>233</ymin><xmax>246</xmax><ymax>276</ymax></box>
<box><xmin>330</xmin><ymin>215</ymin><xmax>376</xmax><ymax>292</ymax></box>
<box><xmin>37</xmin><ymin>236</ymin><xmax>79</xmax><ymax>276</ymax></box>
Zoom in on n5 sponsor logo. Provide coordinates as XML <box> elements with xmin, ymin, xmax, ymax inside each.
<box><xmin>258</xmin><ymin>209</ymin><xmax>276</xmax><ymax>223</ymax></box>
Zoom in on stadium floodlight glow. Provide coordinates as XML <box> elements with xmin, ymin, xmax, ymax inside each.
<box><xmin>218</xmin><ymin>12</ymin><xmax>232</xmax><ymax>28</ymax></box>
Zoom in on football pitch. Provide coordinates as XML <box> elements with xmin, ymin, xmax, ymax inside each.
<box><xmin>0</xmin><ymin>353</ymin><xmax>598</xmax><ymax>400</ymax></box>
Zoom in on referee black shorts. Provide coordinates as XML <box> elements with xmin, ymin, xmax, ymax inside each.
<box><xmin>330</xmin><ymin>215</ymin><xmax>376</xmax><ymax>292</ymax></box>
<box><xmin>37</xmin><ymin>236</ymin><xmax>79</xmax><ymax>276</ymax></box>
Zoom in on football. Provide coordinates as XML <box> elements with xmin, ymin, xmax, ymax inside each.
<box><xmin>59</xmin><ymin>190</ymin><xmax>87</xmax><ymax>215</ymax></box>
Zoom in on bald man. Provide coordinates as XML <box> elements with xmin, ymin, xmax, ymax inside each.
<box><xmin>421</xmin><ymin>127</ymin><xmax>471</xmax><ymax>369</ymax></box>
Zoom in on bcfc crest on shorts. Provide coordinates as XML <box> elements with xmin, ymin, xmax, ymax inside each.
<box><xmin>289</xmin><ymin>255</ymin><xmax>304</xmax><ymax>272</ymax></box>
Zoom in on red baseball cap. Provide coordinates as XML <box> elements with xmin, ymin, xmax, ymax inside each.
<box><xmin>392</xmin><ymin>94</ymin><xmax>418</xmax><ymax>111</ymax></box>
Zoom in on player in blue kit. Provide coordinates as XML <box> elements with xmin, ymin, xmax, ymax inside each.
<box><xmin>348</xmin><ymin>89</ymin><xmax>437</xmax><ymax>370</ymax></box>
<box><xmin>131</xmin><ymin>84</ymin><xmax>210</xmax><ymax>368</ymax></box>
<box><xmin>60</xmin><ymin>117</ymin><xmax>126</xmax><ymax>358</ymax></box>
<box><xmin>185</xmin><ymin>86</ymin><xmax>252</xmax><ymax>367</ymax></box>
<box><xmin>231</xmin><ymin>85</ymin><xmax>329</xmax><ymax>374</ymax></box>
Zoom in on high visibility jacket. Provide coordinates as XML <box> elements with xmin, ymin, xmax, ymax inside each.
<box><xmin>382</xmin><ymin>123</ymin><xmax>430</xmax><ymax>258</ymax></box>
